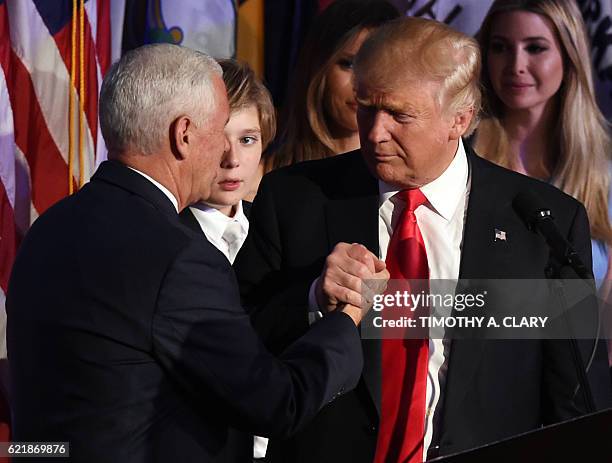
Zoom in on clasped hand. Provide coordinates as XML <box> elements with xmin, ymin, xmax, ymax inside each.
<box><xmin>314</xmin><ymin>243</ymin><xmax>389</xmax><ymax>325</ymax></box>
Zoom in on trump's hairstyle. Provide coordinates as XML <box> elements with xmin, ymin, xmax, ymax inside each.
<box><xmin>354</xmin><ymin>16</ymin><xmax>482</xmax><ymax>136</ymax></box>
<box><xmin>474</xmin><ymin>0</ymin><xmax>612</xmax><ymax>244</ymax></box>
<box><xmin>218</xmin><ymin>59</ymin><xmax>276</xmax><ymax>150</ymax></box>
<box><xmin>100</xmin><ymin>44</ymin><xmax>222</xmax><ymax>156</ymax></box>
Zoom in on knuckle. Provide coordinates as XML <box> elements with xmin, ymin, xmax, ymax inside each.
<box><xmin>334</xmin><ymin>242</ymin><xmax>348</xmax><ymax>253</ymax></box>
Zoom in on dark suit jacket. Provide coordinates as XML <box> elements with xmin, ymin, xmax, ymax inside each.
<box><xmin>7</xmin><ymin>161</ymin><xmax>363</xmax><ymax>463</ymax></box>
<box><xmin>235</xmin><ymin>146</ymin><xmax>612</xmax><ymax>462</ymax></box>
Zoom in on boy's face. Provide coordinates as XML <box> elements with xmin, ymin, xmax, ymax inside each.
<box><xmin>204</xmin><ymin>105</ymin><xmax>263</xmax><ymax>215</ymax></box>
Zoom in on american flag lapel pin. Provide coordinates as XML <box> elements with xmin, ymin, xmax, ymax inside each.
<box><xmin>494</xmin><ymin>228</ymin><xmax>507</xmax><ymax>242</ymax></box>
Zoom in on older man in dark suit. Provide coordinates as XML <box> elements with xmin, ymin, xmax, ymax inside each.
<box><xmin>6</xmin><ymin>44</ymin><xmax>383</xmax><ymax>463</ymax></box>
<box><xmin>235</xmin><ymin>17</ymin><xmax>611</xmax><ymax>463</ymax></box>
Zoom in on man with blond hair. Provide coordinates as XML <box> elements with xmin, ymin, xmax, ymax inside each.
<box><xmin>236</xmin><ymin>16</ymin><xmax>611</xmax><ymax>462</ymax></box>
<box><xmin>6</xmin><ymin>44</ymin><xmax>377</xmax><ymax>462</ymax></box>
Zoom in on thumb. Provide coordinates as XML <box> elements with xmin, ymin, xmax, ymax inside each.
<box><xmin>373</xmin><ymin>257</ymin><xmax>386</xmax><ymax>273</ymax></box>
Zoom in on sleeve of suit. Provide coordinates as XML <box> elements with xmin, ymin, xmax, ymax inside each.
<box><xmin>151</xmin><ymin>238</ymin><xmax>363</xmax><ymax>438</ymax></box>
<box><xmin>234</xmin><ymin>174</ymin><xmax>319</xmax><ymax>353</ymax></box>
<box><xmin>542</xmin><ymin>202</ymin><xmax>612</xmax><ymax>423</ymax></box>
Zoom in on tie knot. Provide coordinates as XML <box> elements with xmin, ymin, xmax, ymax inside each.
<box><xmin>222</xmin><ymin>220</ymin><xmax>242</xmax><ymax>245</ymax></box>
<box><xmin>398</xmin><ymin>189</ymin><xmax>427</xmax><ymax>213</ymax></box>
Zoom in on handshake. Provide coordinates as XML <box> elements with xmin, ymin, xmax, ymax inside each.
<box><xmin>314</xmin><ymin>243</ymin><xmax>390</xmax><ymax>326</ymax></box>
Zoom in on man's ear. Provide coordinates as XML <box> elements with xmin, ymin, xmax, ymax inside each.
<box><xmin>170</xmin><ymin>115</ymin><xmax>193</xmax><ymax>160</ymax></box>
<box><xmin>448</xmin><ymin>107</ymin><xmax>474</xmax><ymax>141</ymax></box>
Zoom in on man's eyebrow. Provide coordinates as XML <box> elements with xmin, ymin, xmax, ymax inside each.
<box><xmin>385</xmin><ymin>102</ymin><xmax>415</xmax><ymax>114</ymax></box>
<box><xmin>356</xmin><ymin>96</ymin><xmax>416</xmax><ymax>114</ymax></box>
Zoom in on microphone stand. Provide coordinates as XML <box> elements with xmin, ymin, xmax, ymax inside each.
<box><xmin>514</xmin><ymin>191</ymin><xmax>599</xmax><ymax>413</ymax></box>
<box><xmin>547</xmin><ymin>265</ymin><xmax>596</xmax><ymax>413</ymax></box>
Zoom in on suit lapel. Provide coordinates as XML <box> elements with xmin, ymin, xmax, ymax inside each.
<box><xmin>447</xmin><ymin>148</ymin><xmax>530</xmax><ymax>412</ymax></box>
<box><xmin>179</xmin><ymin>207</ymin><xmax>203</xmax><ymax>234</ymax></box>
<box><xmin>324</xmin><ymin>152</ymin><xmax>382</xmax><ymax>415</ymax></box>
<box><xmin>446</xmin><ymin>151</ymin><xmax>497</xmax><ymax>410</ymax></box>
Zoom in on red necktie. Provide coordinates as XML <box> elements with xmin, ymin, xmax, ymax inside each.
<box><xmin>374</xmin><ymin>189</ymin><xmax>429</xmax><ymax>463</ymax></box>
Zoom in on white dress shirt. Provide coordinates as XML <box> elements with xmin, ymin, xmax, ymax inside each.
<box><xmin>188</xmin><ymin>201</ymin><xmax>267</xmax><ymax>458</ymax></box>
<box><xmin>309</xmin><ymin>139</ymin><xmax>470</xmax><ymax>460</ymax></box>
<box><xmin>379</xmin><ymin>139</ymin><xmax>469</xmax><ymax>458</ymax></box>
<box><xmin>188</xmin><ymin>202</ymin><xmax>249</xmax><ymax>264</ymax></box>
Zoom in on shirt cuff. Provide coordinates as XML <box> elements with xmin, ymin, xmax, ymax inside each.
<box><xmin>308</xmin><ymin>278</ymin><xmax>324</xmax><ymax>324</ymax></box>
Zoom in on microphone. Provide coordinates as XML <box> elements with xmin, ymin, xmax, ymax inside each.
<box><xmin>512</xmin><ymin>191</ymin><xmax>592</xmax><ymax>280</ymax></box>
<box><xmin>513</xmin><ymin>190</ymin><xmax>596</xmax><ymax>413</ymax></box>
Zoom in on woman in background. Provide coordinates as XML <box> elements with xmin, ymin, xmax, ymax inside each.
<box><xmin>181</xmin><ymin>59</ymin><xmax>276</xmax><ymax>264</ymax></box>
<box><xmin>266</xmin><ymin>0</ymin><xmax>399</xmax><ymax>172</ymax></box>
<box><xmin>473</xmin><ymin>0</ymin><xmax>612</xmax><ymax>369</ymax></box>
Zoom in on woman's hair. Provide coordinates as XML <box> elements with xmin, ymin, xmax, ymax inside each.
<box><xmin>217</xmin><ymin>59</ymin><xmax>276</xmax><ymax>150</ymax></box>
<box><xmin>474</xmin><ymin>0</ymin><xmax>612</xmax><ymax>244</ymax></box>
<box><xmin>269</xmin><ymin>0</ymin><xmax>399</xmax><ymax>171</ymax></box>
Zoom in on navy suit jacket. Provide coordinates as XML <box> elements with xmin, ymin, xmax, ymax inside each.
<box><xmin>7</xmin><ymin>160</ymin><xmax>363</xmax><ymax>462</ymax></box>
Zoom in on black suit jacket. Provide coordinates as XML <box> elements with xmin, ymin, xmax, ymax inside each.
<box><xmin>235</xmin><ymin>146</ymin><xmax>612</xmax><ymax>462</ymax></box>
<box><xmin>7</xmin><ymin>161</ymin><xmax>363</xmax><ymax>463</ymax></box>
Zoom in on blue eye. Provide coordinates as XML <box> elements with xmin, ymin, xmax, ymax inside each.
<box><xmin>240</xmin><ymin>136</ymin><xmax>258</xmax><ymax>145</ymax></box>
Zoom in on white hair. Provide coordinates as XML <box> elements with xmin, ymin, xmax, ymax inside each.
<box><xmin>99</xmin><ymin>43</ymin><xmax>222</xmax><ymax>155</ymax></box>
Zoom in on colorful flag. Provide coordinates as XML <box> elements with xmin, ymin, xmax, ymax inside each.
<box><xmin>122</xmin><ymin>0</ymin><xmax>236</xmax><ymax>59</ymax></box>
<box><xmin>0</xmin><ymin>0</ymin><xmax>111</xmax><ymax>441</ymax></box>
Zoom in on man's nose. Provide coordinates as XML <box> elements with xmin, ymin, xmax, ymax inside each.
<box><xmin>367</xmin><ymin>111</ymin><xmax>391</xmax><ymax>144</ymax></box>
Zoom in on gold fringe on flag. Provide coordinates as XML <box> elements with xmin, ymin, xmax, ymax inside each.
<box><xmin>68</xmin><ymin>0</ymin><xmax>87</xmax><ymax>194</ymax></box>
<box><xmin>68</xmin><ymin>0</ymin><xmax>77</xmax><ymax>194</ymax></box>
<box><xmin>78</xmin><ymin>0</ymin><xmax>85</xmax><ymax>188</ymax></box>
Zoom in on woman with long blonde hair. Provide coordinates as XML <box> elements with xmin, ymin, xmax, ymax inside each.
<box><xmin>473</xmin><ymin>0</ymin><xmax>612</xmax><ymax>370</ymax></box>
<box><xmin>474</xmin><ymin>0</ymin><xmax>612</xmax><ymax>281</ymax></box>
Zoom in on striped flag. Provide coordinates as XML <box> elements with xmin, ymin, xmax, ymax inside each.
<box><xmin>0</xmin><ymin>0</ymin><xmax>111</xmax><ymax>440</ymax></box>
<box><xmin>0</xmin><ymin>10</ymin><xmax>17</xmax><ymax>443</ymax></box>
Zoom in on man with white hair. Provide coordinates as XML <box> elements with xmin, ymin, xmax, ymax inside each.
<box><xmin>236</xmin><ymin>17</ymin><xmax>611</xmax><ymax>462</ymax></box>
<box><xmin>6</xmin><ymin>44</ymin><xmax>377</xmax><ymax>462</ymax></box>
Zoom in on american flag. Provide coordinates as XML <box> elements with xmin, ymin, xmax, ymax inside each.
<box><xmin>0</xmin><ymin>0</ymin><xmax>111</xmax><ymax>441</ymax></box>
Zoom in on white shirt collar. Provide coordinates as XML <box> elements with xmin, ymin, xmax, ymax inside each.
<box><xmin>378</xmin><ymin>138</ymin><xmax>469</xmax><ymax>222</ymax></box>
<box><xmin>188</xmin><ymin>200</ymin><xmax>249</xmax><ymax>244</ymax></box>
<box><xmin>127</xmin><ymin>166</ymin><xmax>179</xmax><ymax>212</ymax></box>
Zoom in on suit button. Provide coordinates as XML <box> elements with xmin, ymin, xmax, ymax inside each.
<box><xmin>365</xmin><ymin>424</ymin><xmax>378</xmax><ymax>435</ymax></box>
